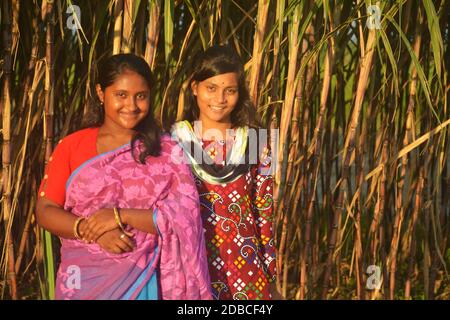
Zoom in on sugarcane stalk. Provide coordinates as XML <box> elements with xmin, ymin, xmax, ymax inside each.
<box><xmin>268</xmin><ymin>0</ymin><xmax>285</xmax><ymax>112</ymax></box>
<box><xmin>275</xmin><ymin>2</ymin><xmax>300</xmax><ymax>198</ymax></box>
<box><xmin>404</xmin><ymin>166</ymin><xmax>424</xmax><ymax>299</ymax></box>
<box><xmin>15</xmin><ymin>187</ymin><xmax>34</xmax><ymax>274</ymax></box>
<box><xmin>388</xmin><ymin>8</ymin><xmax>422</xmax><ymax>299</ymax></box>
<box><xmin>14</xmin><ymin>58</ymin><xmax>45</xmax><ymax>275</ymax></box>
<box><xmin>301</xmin><ymin>38</ymin><xmax>334</xmax><ymax>299</ymax></box>
<box><xmin>322</xmin><ymin>20</ymin><xmax>377</xmax><ymax>299</ymax></box>
<box><xmin>1</xmin><ymin>0</ymin><xmax>18</xmax><ymax>300</ymax></box>
<box><xmin>113</xmin><ymin>0</ymin><xmax>124</xmax><ymax>54</ymax></box>
<box><xmin>42</xmin><ymin>0</ymin><xmax>56</xmax><ymax>300</ymax></box>
<box><xmin>248</xmin><ymin>0</ymin><xmax>269</xmax><ymax>107</ymax></box>
<box><xmin>122</xmin><ymin>0</ymin><xmax>134</xmax><ymax>53</ymax></box>
<box><xmin>145</xmin><ymin>0</ymin><xmax>161</xmax><ymax>70</ymax></box>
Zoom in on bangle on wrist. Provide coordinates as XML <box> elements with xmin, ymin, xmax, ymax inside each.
<box><xmin>73</xmin><ymin>217</ymin><xmax>85</xmax><ymax>240</ymax></box>
<box><xmin>113</xmin><ymin>207</ymin><xmax>133</xmax><ymax>237</ymax></box>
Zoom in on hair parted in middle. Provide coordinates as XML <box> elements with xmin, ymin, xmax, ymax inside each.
<box><xmin>83</xmin><ymin>53</ymin><xmax>161</xmax><ymax>163</ymax></box>
<box><xmin>182</xmin><ymin>45</ymin><xmax>260</xmax><ymax>128</ymax></box>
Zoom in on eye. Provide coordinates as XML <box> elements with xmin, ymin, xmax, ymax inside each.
<box><xmin>206</xmin><ymin>85</ymin><xmax>216</xmax><ymax>92</ymax></box>
<box><xmin>226</xmin><ymin>88</ymin><xmax>237</xmax><ymax>94</ymax></box>
<box><xmin>116</xmin><ymin>92</ymin><xmax>126</xmax><ymax>98</ymax></box>
<box><xmin>136</xmin><ymin>93</ymin><xmax>148</xmax><ymax>100</ymax></box>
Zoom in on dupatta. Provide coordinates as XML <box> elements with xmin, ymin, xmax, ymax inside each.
<box><xmin>171</xmin><ymin>120</ymin><xmax>253</xmax><ymax>185</ymax></box>
<box><xmin>55</xmin><ymin>135</ymin><xmax>212</xmax><ymax>300</ymax></box>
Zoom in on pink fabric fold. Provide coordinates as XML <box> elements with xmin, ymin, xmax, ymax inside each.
<box><xmin>55</xmin><ymin>134</ymin><xmax>212</xmax><ymax>300</ymax></box>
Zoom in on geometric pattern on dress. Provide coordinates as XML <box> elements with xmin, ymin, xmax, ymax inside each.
<box><xmin>233</xmin><ymin>278</ymin><xmax>246</xmax><ymax>291</ymax></box>
<box><xmin>211</xmin><ymin>281</ymin><xmax>229</xmax><ymax>300</ymax></box>
<box><xmin>206</xmin><ymin>240</ymin><xmax>220</xmax><ymax>264</ymax></box>
<box><xmin>207</xmin><ymin>212</ymin><xmax>221</xmax><ymax>226</ymax></box>
<box><xmin>198</xmin><ymin>140</ymin><xmax>276</xmax><ymax>300</ymax></box>
<box><xmin>212</xmin><ymin>256</ymin><xmax>225</xmax><ymax>271</ymax></box>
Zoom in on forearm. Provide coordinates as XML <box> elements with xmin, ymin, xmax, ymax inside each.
<box><xmin>120</xmin><ymin>208</ymin><xmax>157</xmax><ymax>235</ymax></box>
<box><xmin>36</xmin><ymin>200</ymin><xmax>80</xmax><ymax>239</ymax></box>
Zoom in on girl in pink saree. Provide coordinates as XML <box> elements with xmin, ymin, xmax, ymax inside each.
<box><xmin>36</xmin><ymin>54</ymin><xmax>211</xmax><ymax>300</ymax></box>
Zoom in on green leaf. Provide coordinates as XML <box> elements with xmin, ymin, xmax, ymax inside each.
<box><xmin>385</xmin><ymin>14</ymin><xmax>441</xmax><ymax>124</ymax></box>
<box><xmin>43</xmin><ymin>230</ymin><xmax>55</xmax><ymax>300</ymax></box>
<box><xmin>422</xmin><ymin>0</ymin><xmax>443</xmax><ymax>79</ymax></box>
<box><xmin>164</xmin><ymin>0</ymin><xmax>174</xmax><ymax>64</ymax></box>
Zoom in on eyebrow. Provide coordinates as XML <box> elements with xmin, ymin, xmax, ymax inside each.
<box><xmin>205</xmin><ymin>81</ymin><xmax>238</xmax><ymax>88</ymax></box>
<box><xmin>113</xmin><ymin>89</ymin><xmax>150</xmax><ymax>93</ymax></box>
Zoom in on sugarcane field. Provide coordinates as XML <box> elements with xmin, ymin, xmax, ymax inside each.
<box><xmin>0</xmin><ymin>0</ymin><xmax>449</xmax><ymax>301</ymax></box>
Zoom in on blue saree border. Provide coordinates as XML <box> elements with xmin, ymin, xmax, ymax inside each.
<box><xmin>122</xmin><ymin>209</ymin><xmax>161</xmax><ymax>300</ymax></box>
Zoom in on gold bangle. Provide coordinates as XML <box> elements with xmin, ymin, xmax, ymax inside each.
<box><xmin>113</xmin><ymin>207</ymin><xmax>133</xmax><ymax>237</ymax></box>
<box><xmin>73</xmin><ymin>217</ymin><xmax>85</xmax><ymax>240</ymax></box>
<box><xmin>113</xmin><ymin>207</ymin><xmax>125</xmax><ymax>229</ymax></box>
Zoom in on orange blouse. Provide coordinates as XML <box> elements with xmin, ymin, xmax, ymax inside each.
<box><xmin>38</xmin><ymin>127</ymin><xmax>100</xmax><ymax>206</ymax></box>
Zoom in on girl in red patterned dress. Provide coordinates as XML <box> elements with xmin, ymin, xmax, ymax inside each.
<box><xmin>172</xmin><ymin>45</ymin><xmax>278</xmax><ymax>300</ymax></box>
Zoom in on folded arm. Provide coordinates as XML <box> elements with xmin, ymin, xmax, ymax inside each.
<box><xmin>36</xmin><ymin>197</ymin><xmax>135</xmax><ymax>253</ymax></box>
<box><xmin>81</xmin><ymin>208</ymin><xmax>157</xmax><ymax>242</ymax></box>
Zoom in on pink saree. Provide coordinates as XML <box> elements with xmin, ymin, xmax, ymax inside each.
<box><xmin>56</xmin><ymin>135</ymin><xmax>212</xmax><ymax>300</ymax></box>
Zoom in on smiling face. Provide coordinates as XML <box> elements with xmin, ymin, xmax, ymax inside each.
<box><xmin>191</xmin><ymin>72</ymin><xmax>239</xmax><ymax>127</ymax></box>
<box><xmin>96</xmin><ymin>70</ymin><xmax>150</xmax><ymax>132</ymax></box>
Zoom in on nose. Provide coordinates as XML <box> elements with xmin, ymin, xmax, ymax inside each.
<box><xmin>125</xmin><ymin>96</ymin><xmax>139</xmax><ymax>111</ymax></box>
<box><xmin>215</xmin><ymin>90</ymin><xmax>227</xmax><ymax>104</ymax></box>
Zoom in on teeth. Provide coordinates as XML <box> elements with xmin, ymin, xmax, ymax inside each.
<box><xmin>209</xmin><ymin>106</ymin><xmax>225</xmax><ymax>110</ymax></box>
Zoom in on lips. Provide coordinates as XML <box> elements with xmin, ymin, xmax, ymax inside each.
<box><xmin>209</xmin><ymin>105</ymin><xmax>226</xmax><ymax>111</ymax></box>
<box><xmin>119</xmin><ymin>112</ymin><xmax>140</xmax><ymax>118</ymax></box>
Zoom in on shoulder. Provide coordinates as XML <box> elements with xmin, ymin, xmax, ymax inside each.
<box><xmin>51</xmin><ymin>127</ymin><xmax>98</xmax><ymax>161</ymax></box>
<box><xmin>61</xmin><ymin>127</ymin><xmax>98</xmax><ymax>144</ymax></box>
<box><xmin>157</xmin><ymin>133</ymin><xmax>191</xmax><ymax>170</ymax></box>
<box><xmin>159</xmin><ymin>132</ymin><xmax>181</xmax><ymax>153</ymax></box>
<box><xmin>58</xmin><ymin>127</ymin><xmax>98</xmax><ymax>148</ymax></box>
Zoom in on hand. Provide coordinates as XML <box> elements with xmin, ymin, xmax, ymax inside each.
<box><xmin>82</xmin><ymin>208</ymin><xmax>118</xmax><ymax>242</ymax></box>
<box><xmin>96</xmin><ymin>228</ymin><xmax>135</xmax><ymax>254</ymax></box>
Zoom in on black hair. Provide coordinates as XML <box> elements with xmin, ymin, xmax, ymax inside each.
<box><xmin>83</xmin><ymin>53</ymin><xmax>161</xmax><ymax>163</ymax></box>
<box><xmin>182</xmin><ymin>45</ymin><xmax>259</xmax><ymax>128</ymax></box>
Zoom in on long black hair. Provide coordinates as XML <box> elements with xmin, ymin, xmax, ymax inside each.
<box><xmin>182</xmin><ymin>45</ymin><xmax>259</xmax><ymax>128</ymax></box>
<box><xmin>83</xmin><ymin>53</ymin><xmax>161</xmax><ymax>163</ymax></box>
